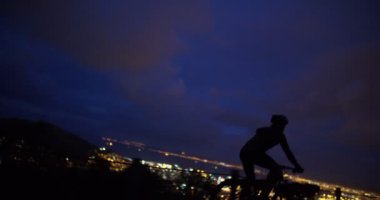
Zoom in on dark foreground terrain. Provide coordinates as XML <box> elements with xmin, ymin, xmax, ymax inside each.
<box><xmin>0</xmin><ymin>162</ymin><xmax>190</xmax><ymax>200</ymax></box>
<box><xmin>0</xmin><ymin>118</ymin><xmax>212</xmax><ymax>200</ymax></box>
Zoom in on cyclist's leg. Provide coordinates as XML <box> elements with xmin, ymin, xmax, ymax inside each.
<box><xmin>255</xmin><ymin>154</ymin><xmax>281</xmax><ymax>199</ymax></box>
<box><xmin>240</xmin><ymin>153</ymin><xmax>255</xmax><ymax>182</ymax></box>
<box><xmin>240</xmin><ymin>154</ymin><xmax>256</xmax><ymax>198</ymax></box>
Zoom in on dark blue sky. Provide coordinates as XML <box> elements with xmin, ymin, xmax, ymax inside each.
<box><xmin>1</xmin><ymin>0</ymin><xmax>379</xmax><ymax>192</ymax></box>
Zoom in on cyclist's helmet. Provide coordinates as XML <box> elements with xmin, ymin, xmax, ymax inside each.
<box><xmin>271</xmin><ymin>114</ymin><xmax>288</xmax><ymax>125</ymax></box>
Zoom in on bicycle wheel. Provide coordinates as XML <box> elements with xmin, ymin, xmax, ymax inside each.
<box><xmin>273</xmin><ymin>182</ymin><xmax>320</xmax><ymax>200</ymax></box>
<box><xmin>210</xmin><ymin>179</ymin><xmax>244</xmax><ymax>200</ymax></box>
<box><xmin>210</xmin><ymin>179</ymin><xmax>267</xmax><ymax>200</ymax></box>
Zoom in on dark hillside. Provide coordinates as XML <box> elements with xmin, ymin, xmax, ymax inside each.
<box><xmin>0</xmin><ymin>118</ymin><xmax>95</xmax><ymax>159</ymax></box>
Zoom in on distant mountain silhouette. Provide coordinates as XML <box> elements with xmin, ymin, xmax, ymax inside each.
<box><xmin>0</xmin><ymin>118</ymin><xmax>184</xmax><ymax>200</ymax></box>
<box><xmin>0</xmin><ymin>118</ymin><xmax>96</xmax><ymax>164</ymax></box>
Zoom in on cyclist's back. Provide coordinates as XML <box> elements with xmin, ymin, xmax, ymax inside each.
<box><xmin>241</xmin><ymin>127</ymin><xmax>285</xmax><ymax>154</ymax></box>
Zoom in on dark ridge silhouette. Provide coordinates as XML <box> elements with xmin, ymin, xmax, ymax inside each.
<box><xmin>0</xmin><ymin>117</ymin><xmax>102</xmax><ymax>173</ymax></box>
<box><xmin>0</xmin><ymin>160</ymin><xmax>184</xmax><ymax>200</ymax></box>
<box><xmin>0</xmin><ymin>118</ymin><xmax>188</xmax><ymax>200</ymax></box>
<box><xmin>0</xmin><ymin>118</ymin><xmax>95</xmax><ymax>155</ymax></box>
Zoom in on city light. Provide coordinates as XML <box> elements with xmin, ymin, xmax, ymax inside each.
<box><xmin>101</xmin><ymin>137</ymin><xmax>380</xmax><ymax>199</ymax></box>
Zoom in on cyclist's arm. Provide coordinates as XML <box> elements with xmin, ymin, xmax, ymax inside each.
<box><xmin>280</xmin><ymin>135</ymin><xmax>302</xmax><ymax>169</ymax></box>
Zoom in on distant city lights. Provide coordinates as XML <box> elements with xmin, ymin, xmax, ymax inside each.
<box><xmin>101</xmin><ymin>137</ymin><xmax>380</xmax><ymax>199</ymax></box>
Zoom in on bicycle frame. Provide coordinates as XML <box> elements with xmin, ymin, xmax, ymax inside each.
<box><xmin>210</xmin><ymin>166</ymin><xmax>318</xmax><ymax>200</ymax></box>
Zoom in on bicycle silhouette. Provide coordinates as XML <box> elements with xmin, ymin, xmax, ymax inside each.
<box><xmin>210</xmin><ymin>166</ymin><xmax>319</xmax><ymax>200</ymax></box>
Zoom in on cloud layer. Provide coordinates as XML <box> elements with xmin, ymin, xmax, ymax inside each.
<box><xmin>1</xmin><ymin>0</ymin><xmax>380</xmax><ymax>192</ymax></box>
<box><xmin>1</xmin><ymin>0</ymin><xmax>211</xmax><ymax>69</ymax></box>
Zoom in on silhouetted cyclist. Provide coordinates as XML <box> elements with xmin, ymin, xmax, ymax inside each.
<box><xmin>240</xmin><ymin>114</ymin><xmax>304</xmax><ymax>199</ymax></box>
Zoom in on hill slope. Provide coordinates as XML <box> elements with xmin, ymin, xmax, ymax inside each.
<box><xmin>0</xmin><ymin>118</ymin><xmax>96</xmax><ymax>161</ymax></box>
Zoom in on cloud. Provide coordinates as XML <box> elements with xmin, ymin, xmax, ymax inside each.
<box><xmin>1</xmin><ymin>0</ymin><xmax>212</xmax><ymax>70</ymax></box>
<box><xmin>0</xmin><ymin>21</ymin><xmax>232</xmax><ymax>158</ymax></box>
<box><xmin>0</xmin><ymin>0</ymin><xmax>226</xmax><ymax>152</ymax></box>
<box><xmin>0</xmin><ymin>26</ymin><xmax>136</xmax><ymax>135</ymax></box>
<box><xmin>277</xmin><ymin>43</ymin><xmax>380</xmax><ymax>150</ymax></box>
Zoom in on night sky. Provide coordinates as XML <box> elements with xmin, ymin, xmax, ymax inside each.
<box><xmin>1</xmin><ymin>0</ymin><xmax>379</xmax><ymax>192</ymax></box>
